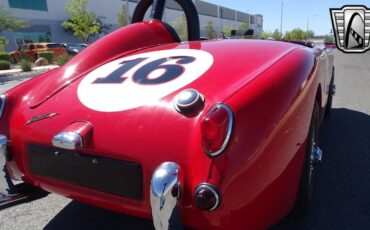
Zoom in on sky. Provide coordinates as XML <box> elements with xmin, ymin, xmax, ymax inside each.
<box><xmin>207</xmin><ymin>0</ymin><xmax>370</xmax><ymax>35</ymax></box>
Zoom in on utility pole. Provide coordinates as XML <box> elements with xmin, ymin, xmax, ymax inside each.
<box><xmin>125</xmin><ymin>0</ymin><xmax>130</xmax><ymax>24</ymax></box>
<box><xmin>219</xmin><ymin>7</ymin><xmax>223</xmax><ymax>36</ymax></box>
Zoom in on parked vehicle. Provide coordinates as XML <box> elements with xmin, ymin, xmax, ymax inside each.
<box><xmin>0</xmin><ymin>0</ymin><xmax>335</xmax><ymax>229</ymax></box>
<box><xmin>9</xmin><ymin>43</ymin><xmax>67</xmax><ymax>63</ymax></box>
<box><xmin>61</xmin><ymin>43</ymin><xmax>86</xmax><ymax>56</ymax></box>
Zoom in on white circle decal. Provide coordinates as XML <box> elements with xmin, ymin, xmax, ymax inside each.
<box><xmin>78</xmin><ymin>49</ymin><xmax>213</xmax><ymax>112</ymax></box>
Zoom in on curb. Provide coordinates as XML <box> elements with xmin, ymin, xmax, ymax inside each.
<box><xmin>0</xmin><ymin>66</ymin><xmax>58</xmax><ymax>81</ymax></box>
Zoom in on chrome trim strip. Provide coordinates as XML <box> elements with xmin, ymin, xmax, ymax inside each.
<box><xmin>150</xmin><ymin>162</ymin><xmax>183</xmax><ymax>230</ymax></box>
<box><xmin>0</xmin><ymin>94</ymin><xmax>6</xmax><ymax>118</ymax></box>
<box><xmin>206</xmin><ymin>103</ymin><xmax>234</xmax><ymax>157</ymax></box>
<box><xmin>26</xmin><ymin>113</ymin><xmax>59</xmax><ymax>125</ymax></box>
<box><xmin>52</xmin><ymin>132</ymin><xmax>82</xmax><ymax>150</ymax></box>
<box><xmin>194</xmin><ymin>183</ymin><xmax>220</xmax><ymax>211</ymax></box>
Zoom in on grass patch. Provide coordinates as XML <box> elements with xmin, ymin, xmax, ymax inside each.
<box><xmin>56</xmin><ymin>54</ymin><xmax>71</xmax><ymax>66</ymax></box>
<box><xmin>20</xmin><ymin>59</ymin><xmax>32</xmax><ymax>72</ymax></box>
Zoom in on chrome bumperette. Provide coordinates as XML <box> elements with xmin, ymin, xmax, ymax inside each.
<box><xmin>52</xmin><ymin>132</ymin><xmax>82</xmax><ymax>150</ymax></box>
<box><xmin>0</xmin><ymin>135</ymin><xmax>30</xmax><ymax>207</ymax></box>
<box><xmin>150</xmin><ymin>162</ymin><xmax>183</xmax><ymax>230</ymax></box>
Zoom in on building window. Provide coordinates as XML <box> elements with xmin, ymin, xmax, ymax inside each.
<box><xmin>15</xmin><ymin>32</ymin><xmax>52</xmax><ymax>46</ymax></box>
<box><xmin>8</xmin><ymin>0</ymin><xmax>48</xmax><ymax>11</ymax></box>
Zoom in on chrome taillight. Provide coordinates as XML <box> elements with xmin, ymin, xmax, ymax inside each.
<box><xmin>0</xmin><ymin>94</ymin><xmax>6</xmax><ymax>119</ymax></box>
<box><xmin>201</xmin><ymin>103</ymin><xmax>233</xmax><ymax>157</ymax></box>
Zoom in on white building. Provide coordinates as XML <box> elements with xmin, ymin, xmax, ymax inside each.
<box><xmin>1</xmin><ymin>0</ymin><xmax>263</xmax><ymax>51</ymax></box>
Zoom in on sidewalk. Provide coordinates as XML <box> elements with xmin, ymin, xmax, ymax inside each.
<box><xmin>0</xmin><ymin>65</ymin><xmax>59</xmax><ymax>80</ymax></box>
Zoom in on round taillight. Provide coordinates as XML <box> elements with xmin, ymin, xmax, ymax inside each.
<box><xmin>194</xmin><ymin>183</ymin><xmax>220</xmax><ymax>211</ymax></box>
<box><xmin>201</xmin><ymin>103</ymin><xmax>233</xmax><ymax>157</ymax></box>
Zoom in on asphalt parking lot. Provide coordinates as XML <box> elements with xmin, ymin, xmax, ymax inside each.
<box><xmin>0</xmin><ymin>50</ymin><xmax>369</xmax><ymax>229</ymax></box>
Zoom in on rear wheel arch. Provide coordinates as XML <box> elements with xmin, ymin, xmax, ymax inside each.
<box><xmin>293</xmin><ymin>101</ymin><xmax>321</xmax><ymax>216</ymax></box>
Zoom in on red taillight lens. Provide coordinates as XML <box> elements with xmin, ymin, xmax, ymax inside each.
<box><xmin>194</xmin><ymin>183</ymin><xmax>220</xmax><ymax>211</ymax></box>
<box><xmin>201</xmin><ymin>104</ymin><xmax>233</xmax><ymax>157</ymax></box>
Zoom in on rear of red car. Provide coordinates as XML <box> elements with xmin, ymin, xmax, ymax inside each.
<box><xmin>0</xmin><ymin>1</ymin><xmax>333</xmax><ymax>228</ymax></box>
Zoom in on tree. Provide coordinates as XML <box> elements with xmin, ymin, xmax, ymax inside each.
<box><xmin>261</xmin><ymin>31</ymin><xmax>272</xmax><ymax>39</ymax></box>
<box><xmin>284</xmin><ymin>28</ymin><xmax>306</xmax><ymax>40</ymax></box>
<box><xmin>238</xmin><ymin>21</ymin><xmax>249</xmax><ymax>31</ymax></box>
<box><xmin>0</xmin><ymin>5</ymin><xmax>28</xmax><ymax>32</ymax></box>
<box><xmin>205</xmin><ymin>21</ymin><xmax>217</xmax><ymax>40</ymax></box>
<box><xmin>172</xmin><ymin>14</ymin><xmax>187</xmax><ymax>41</ymax></box>
<box><xmin>0</xmin><ymin>36</ymin><xmax>9</xmax><ymax>52</ymax></box>
<box><xmin>62</xmin><ymin>0</ymin><xmax>100</xmax><ymax>43</ymax></box>
<box><xmin>223</xmin><ymin>25</ymin><xmax>233</xmax><ymax>38</ymax></box>
<box><xmin>96</xmin><ymin>16</ymin><xmax>112</xmax><ymax>35</ymax></box>
<box><xmin>305</xmin><ymin>30</ymin><xmax>315</xmax><ymax>40</ymax></box>
<box><xmin>272</xmin><ymin>29</ymin><xmax>281</xmax><ymax>40</ymax></box>
<box><xmin>117</xmin><ymin>3</ymin><xmax>129</xmax><ymax>27</ymax></box>
<box><xmin>290</xmin><ymin>28</ymin><xmax>306</xmax><ymax>40</ymax></box>
<box><xmin>324</xmin><ymin>36</ymin><xmax>334</xmax><ymax>44</ymax></box>
<box><xmin>284</xmin><ymin>31</ymin><xmax>292</xmax><ymax>40</ymax></box>
<box><xmin>0</xmin><ymin>5</ymin><xmax>28</xmax><ymax>51</ymax></box>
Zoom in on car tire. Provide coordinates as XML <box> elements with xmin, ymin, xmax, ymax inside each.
<box><xmin>325</xmin><ymin>68</ymin><xmax>335</xmax><ymax>116</ymax></box>
<box><xmin>293</xmin><ymin>101</ymin><xmax>322</xmax><ymax>216</ymax></box>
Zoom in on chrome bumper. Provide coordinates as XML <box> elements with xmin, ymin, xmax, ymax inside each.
<box><xmin>150</xmin><ymin>162</ymin><xmax>184</xmax><ymax>230</ymax></box>
<box><xmin>0</xmin><ymin>135</ymin><xmax>31</xmax><ymax>208</ymax></box>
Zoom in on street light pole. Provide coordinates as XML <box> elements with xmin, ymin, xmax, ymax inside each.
<box><xmin>306</xmin><ymin>15</ymin><xmax>318</xmax><ymax>40</ymax></box>
<box><xmin>280</xmin><ymin>0</ymin><xmax>284</xmax><ymax>37</ymax></box>
<box><xmin>306</xmin><ymin>17</ymin><xmax>309</xmax><ymax>40</ymax></box>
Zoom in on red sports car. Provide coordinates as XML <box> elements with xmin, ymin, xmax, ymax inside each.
<box><xmin>0</xmin><ymin>0</ymin><xmax>335</xmax><ymax>229</ymax></box>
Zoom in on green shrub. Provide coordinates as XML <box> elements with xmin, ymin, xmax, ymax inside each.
<box><xmin>38</xmin><ymin>51</ymin><xmax>54</xmax><ymax>63</ymax></box>
<box><xmin>0</xmin><ymin>53</ymin><xmax>12</xmax><ymax>63</ymax></box>
<box><xmin>20</xmin><ymin>52</ymin><xmax>30</xmax><ymax>61</ymax></box>
<box><xmin>0</xmin><ymin>60</ymin><xmax>11</xmax><ymax>70</ymax></box>
<box><xmin>56</xmin><ymin>54</ymin><xmax>71</xmax><ymax>66</ymax></box>
<box><xmin>20</xmin><ymin>59</ymin><xmax>32</xmax><ymax>72</ymax></box>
